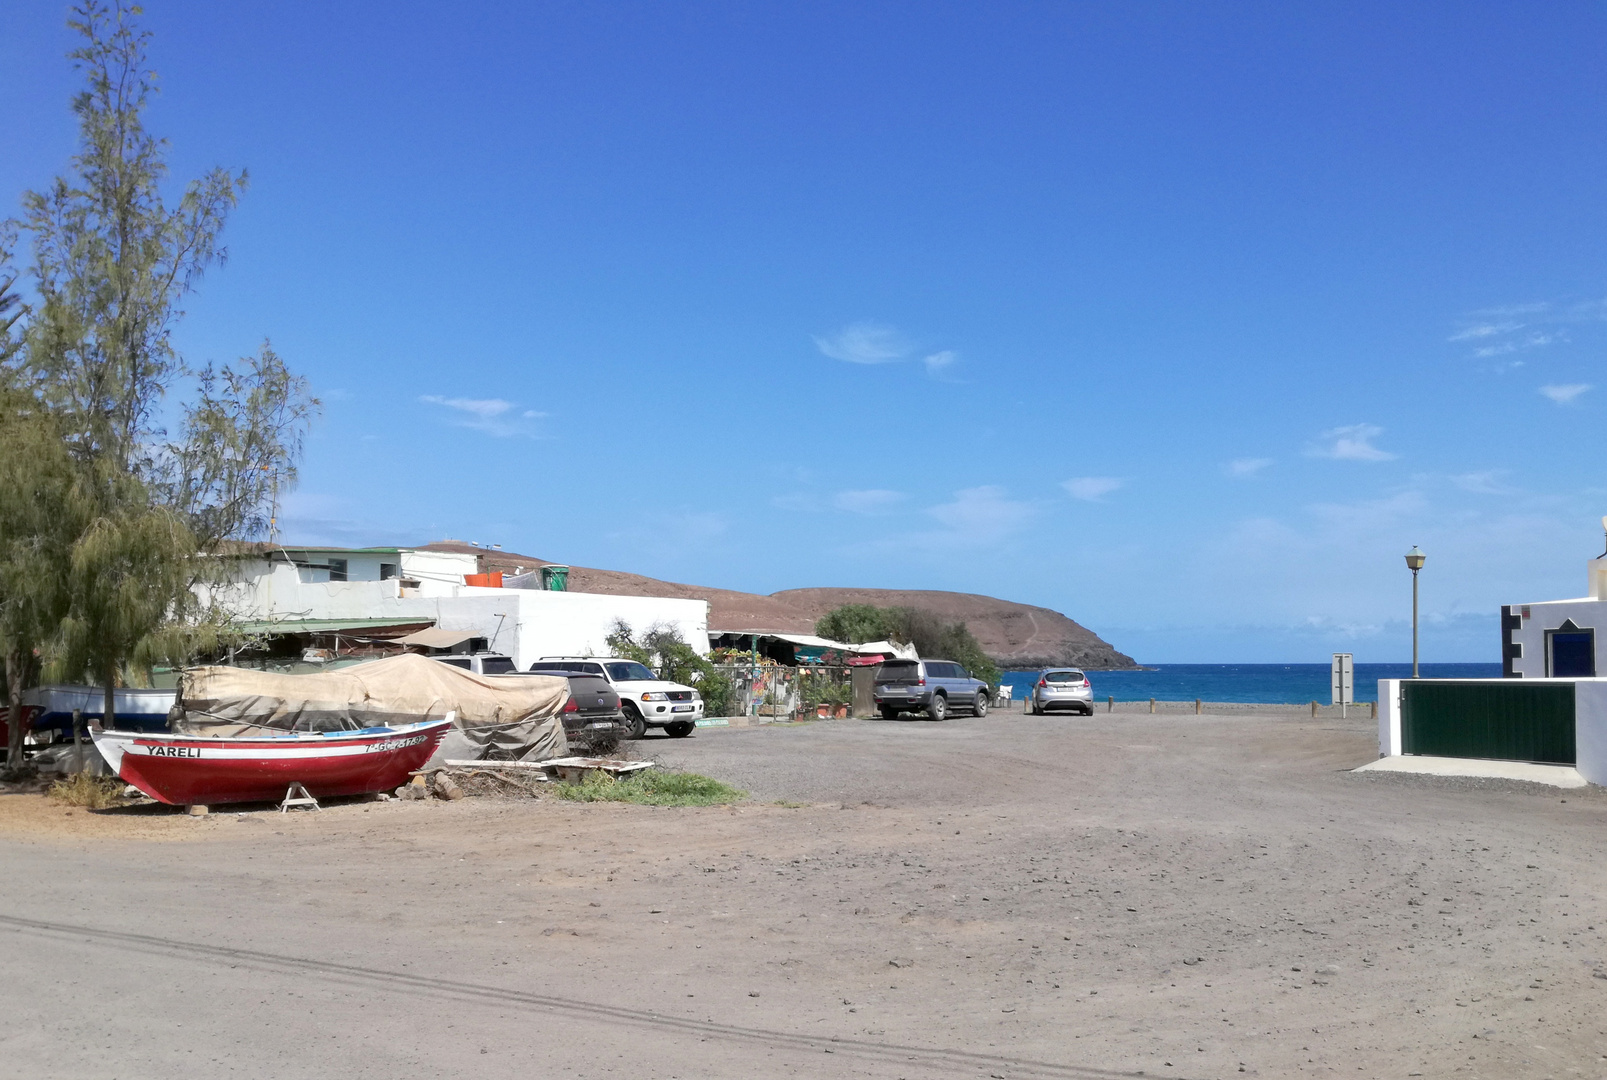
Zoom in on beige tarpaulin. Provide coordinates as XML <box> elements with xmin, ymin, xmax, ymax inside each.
<box><xmin>176</xmin><ymin>653</ymin><xmax>569</xmax><ymax>764</ymax></box>
<box><xmin>392</xmin><ymin>627</ymin><xmax>479</xmax><ymax>650</ymax></box>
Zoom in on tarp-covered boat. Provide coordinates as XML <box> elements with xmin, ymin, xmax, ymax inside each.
<box><xmin>173</xmin><ymin>653</ymin><xmax>570</xmax><ymax>767</ymax></box>
<box><xmin>93</xmin><ymin>719</ymin><xmax>452</xmax><ymax>806</ymax></box>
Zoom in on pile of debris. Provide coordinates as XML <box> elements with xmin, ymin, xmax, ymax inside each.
<box><xmin>397</xmin><ymin>758</ymin><xmax>656</xmax><ymax>801</ymax></box>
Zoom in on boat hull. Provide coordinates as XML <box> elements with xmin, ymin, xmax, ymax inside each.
<box><xmin>92</xmin><ymin>720</ymin><xmax>452</xmax><ymax>806</ymax></box>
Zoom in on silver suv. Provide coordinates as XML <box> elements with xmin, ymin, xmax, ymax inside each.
<box><xmin>873</xmin><ymin>659</ymin><xmax>991</xmax><ymax>721</ymax></box>
<box><xmin>1029</xmin><ymin>669</ymin><xmax>1093</xmax><ymax>715</ymax></box>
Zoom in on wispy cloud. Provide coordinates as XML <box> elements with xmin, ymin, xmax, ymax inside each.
<box><xmin>1540</xmin><ymin>383</ymin><xmax>1591</xmax><ymax>405</ymax></box>
<box><xmin>1306</xmin><ymin>423</ymin><xmax>1396</xmax><ymax>462</ymax></box>
<box><xmin>814</xmin><ymin>323</ymin><xmax>962</xmax><ymax>379</ymax></box>
<box><xmin>1449</xmin><ymin>322</ymin><xmax>1521</xmax><ymax>341</ymax></box>
<box><xmin>833</xmin><ymin>489</ymin><xmax>906</xmax><ymax>514</ymax></box>
<box><xmin>1061</xmin><ymin>477</ymin><xmax>1124</xmax><ymax>501</ymax></box>
<box><xmin>420</xmin><ymin>395</ymin><xmax>547</xmax><ymax>437</ymax></box>
<box><xmin>1451</xmin><ymin>470</ymin><xmax>1516</xmax><ymax>495</ymax></box>
<box><xmin>923</xmin><ymin>486</ymin><xmax>1035</xmax><ymax>547</ymax></box>
<box><xmin>1226</xmin><ymin>457</ymin><xmax>1273</xmax><ymax>478</ymax></box>
<box><xmin>813</xmin><ymin>322</ymin><xmax>912</xmax><ymax>364</ymax></box>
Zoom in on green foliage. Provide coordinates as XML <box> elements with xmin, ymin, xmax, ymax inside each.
<box><xmin>22</xmin><ymin>1</ymin><xmax>246</xmax><ymax>475</ymax></box>
<box><xmin>0</xmin><ymin>379</ymin><xmax>87</xmax><ymax>765</ymax></box>
<box><xmin>552</xmin><ymin>769</ymin><xmax>745</xmax><ymax>806</ymax></box>
<box><xmin>606</xmin><ymin>619</ymin><xmax>736</xmax><ymax>717</ymax></box>
<box><xmin>814</xmin><ymin>603</ymin><xmax>1001</xmax><ymax>688</ymax></box>
<box><xmin>814</xmin><ymin>603</ymin><xmax>892</xmax><ymax>645</ymax></box>
<box><xmin>0</xmin><ymin>2</ymin><xmax>316</xmax><ymax>732</ymax></box>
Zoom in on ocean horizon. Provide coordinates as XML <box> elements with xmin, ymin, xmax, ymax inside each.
<box><xmin>997</xmin><ymin>663</ymin><xmax>1503</xmax><ymax>705</ymax></box>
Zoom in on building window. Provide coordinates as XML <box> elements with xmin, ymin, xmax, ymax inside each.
<box><xmin>328</xmin><ymin>558</ymin><xmax>348</xmax><ymax>583</ymax></box>
<box><xmin>380</xmin><ymin>563</ymin><xmax>398</xmax><ymax>580</ymax></box>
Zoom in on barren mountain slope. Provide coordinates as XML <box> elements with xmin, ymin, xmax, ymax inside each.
<box><xmin>421</xmin><ymin>541</ymin><xmax>1136</xmax><ymax>669</ymax></box>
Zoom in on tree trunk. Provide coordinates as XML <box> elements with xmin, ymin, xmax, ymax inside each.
<box><xmin>5</xmin><ymin>649</ymin><xmax>26</xmax><ymax>771</ymax></box>
<box><xmin>103</xmin><ymin>664</ymin><xmax>116</xmax><ymax>730</ymax></box>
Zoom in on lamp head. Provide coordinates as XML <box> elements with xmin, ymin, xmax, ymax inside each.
<box><xmin>1404</xmin><ymin>546</ymin><xmax>1426</xmax><ymax>572</ymax></box>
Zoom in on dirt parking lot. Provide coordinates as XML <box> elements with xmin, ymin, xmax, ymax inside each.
<box><xmin>2</xmin><ymin>708</ymin><xmax>1605</xmax><ymax>1079</ymax></box>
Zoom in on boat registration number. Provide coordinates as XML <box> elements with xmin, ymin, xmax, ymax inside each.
<box><xmin>366</xmin><ymin>734</ymin><xmax>429</xmax><ymax>752</ymax></box>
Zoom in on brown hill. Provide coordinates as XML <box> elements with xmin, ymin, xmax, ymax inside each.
<box><xmin>420</xmin><ymin>541</ymin><xmax>1136</xmax><ymax>670</ymax></box>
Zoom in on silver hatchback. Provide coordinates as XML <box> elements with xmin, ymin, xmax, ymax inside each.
<box><xmin>1030</xmin><ymin>669</ymin><xmax>1093</xmax><ymax>715</ymax></box>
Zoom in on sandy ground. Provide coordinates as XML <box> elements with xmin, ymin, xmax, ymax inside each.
<box><xmin>2</xmin><ymin>708</ymin><xmax>1605</xmax><ymax>1079</ymax></box>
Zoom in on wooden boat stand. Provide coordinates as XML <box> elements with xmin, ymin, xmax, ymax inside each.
<box><xmin>279</xmin><ymin>782</ymin><xmax>321</xmax><ymax>812</ymax></box>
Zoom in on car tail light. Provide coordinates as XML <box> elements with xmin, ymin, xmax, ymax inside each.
<box><xmin>1037</xmin><ymin>678</ymin><xmax>1047</xmax><ymax>687</ymax></box>
<box><xmin>917</xmin><ymin>678</ymin><xmax>925</xmax><ymax>686</ymax></box>
<box><xmin>562</xmin><ymin>698</ymin><xmax>578</xmax><ymax>713</ymax></box>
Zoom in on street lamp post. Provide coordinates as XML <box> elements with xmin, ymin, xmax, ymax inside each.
<box><xmin>1404</xmin><ymin>546</ymin><xmax>1426</xmax><ymax>678</ymax></box>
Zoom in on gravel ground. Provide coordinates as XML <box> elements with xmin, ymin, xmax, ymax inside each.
<box><xmin>1</xmin><ymin>707</ymin><xmax>1605</xmax><ymax>1079</ymax></box>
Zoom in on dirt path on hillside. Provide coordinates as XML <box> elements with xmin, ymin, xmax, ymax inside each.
<box><xmin>2</xmin><ymin>710</ymin><xmax>1604</xmax><ymax>1079</ymax></box>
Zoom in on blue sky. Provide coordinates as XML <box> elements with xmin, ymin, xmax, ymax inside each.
<box><xmin>6</xmin><ymin>2</ymin><xmax>1607</xmax><ymax>662</ymax></box>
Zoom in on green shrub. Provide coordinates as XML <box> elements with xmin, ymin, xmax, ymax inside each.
<box><xmin>553</xmin><ymin>769</ymin><xmax>744</xmax><ymax>806</ymax></box>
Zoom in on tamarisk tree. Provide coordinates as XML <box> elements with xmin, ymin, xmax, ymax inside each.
<box><xmin>5</xmin><ymin>1</ymin><xmax>316</xmax><ymax>734</ymax></box>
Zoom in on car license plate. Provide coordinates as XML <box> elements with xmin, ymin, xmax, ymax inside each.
<box><xmin>672</xmin><ymin>704</ymin><xmax>694</xmax><ymax>712</ymax></box>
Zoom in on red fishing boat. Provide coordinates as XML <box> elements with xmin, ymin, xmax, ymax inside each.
<box><xmin>91</xmin><ymin>718</ymin><xmax>452</xmax><ymax>806</ymax></box>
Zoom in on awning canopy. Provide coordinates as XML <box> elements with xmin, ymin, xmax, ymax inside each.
<box><xmin>231</xmin><ymin>617</ymin><xmax>433</xmax><ymax>637</ymax></box>
<box><xmin>393</xmin><ymin>627</ymin><xmax>479</xmax><ymax>650</ymax></box>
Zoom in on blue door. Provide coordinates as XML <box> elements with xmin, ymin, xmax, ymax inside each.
<box><xmin>1550</xmin><ymin>629</ymin><xmax>1596</xmax><ymax>677</ymax></box>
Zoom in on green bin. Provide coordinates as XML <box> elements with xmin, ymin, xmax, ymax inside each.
<box><xmin>539</xmin><ymin>565</ymin><xmax>570</xmax><ymax>591</ymax></box>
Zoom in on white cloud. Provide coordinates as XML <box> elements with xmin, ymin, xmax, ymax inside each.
<box><xmin>833</xmin><ymin>489</ymin><xmax>905</xmax><ymax>514</ymax></box>
<box><xmin>923</xmin><ymin>350</ymin><xmax>957</xmax><ymax>376</ymax></box>
<box><xmin>813</xmin><ymin>322</ymin><xmax>912</xmax><ymax>364</ymax></box>
<box><xmin>1061</xmin><ymin>477</ymin><xmax>1124</xmax><ymax>501</ymax></box>
<box><xmin>1306</xmin><ymin>423</ymin><xmax>1396</xmax><ymax>462</ymax></box>
<box><xmin>1451</xmin><ymin>470</ymin><xmax>1516</xmax><ymax>495</ymax></box>
<box><xmin>1226</xmin><ymin>457</ymin><xmax>1273</xmax><ymax>478</ymax></box>
<box><xmin>1539</xmin><ymin>383</ymin><xmax>1591</xmax><ymax>405</ymax></box>
<box><xmin>1449</xmin><ymin>322</ymin><xmax>1521</xmax><ymax>341</ymax></box>
<box><xmin>923</xmin><ymin>486</ymin><xmax>1035</xmax><ymax>547</ymax></box>
<box><xmin>420</xmin><ymin>395</ymin><xmax>543</xmax><ymax>437</ymax></box>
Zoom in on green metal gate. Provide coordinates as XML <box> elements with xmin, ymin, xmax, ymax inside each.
<box><xmin>1401</xmin><ymin>681</ymin><xmax>1575</xmax><ymax>764</ymax></box>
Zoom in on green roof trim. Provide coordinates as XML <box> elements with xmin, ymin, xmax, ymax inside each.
<box><xmin>230</xmin><ymin>617</ymin><xmax>433</xmax><ymax>636</ymax></box>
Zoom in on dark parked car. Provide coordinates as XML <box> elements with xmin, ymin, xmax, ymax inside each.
<box><xmin>873</xmin><ymin>659</ymin><xmax>991</xmax><ymax>721</ymax></box>
<box><xmin>548</xmin><ymin>671</ymin><xmax>629</xmax><ymax>753</ymax></box>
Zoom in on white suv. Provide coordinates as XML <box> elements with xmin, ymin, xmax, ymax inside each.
<box><xmin>526</xmin><ymin>657</ymin><xmax>703</xmax><ymax>738</ymax></box>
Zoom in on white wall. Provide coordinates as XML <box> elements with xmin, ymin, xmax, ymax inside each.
<box><xmin>1508</xmin><ymin>598</ymin><xmax>1607</xmax><ymax>677</ymax></box>
<box><xmin>1377</xmin><ymin>679</ymin><xmax>1401</xmax><ymax>757</ymax></box>
<box><xmin>1574</xmin><ymin>680</ymin><xmax>1607</xmax><ymax>786</ymax></box>
<box><xmin>1377</xmin><ymin>676</ymin><xmax>1607</xmax><ymax>786</ymax></box>
<box><xmin>480</xmin><ymin>587</ymin><xmax>709</xmax><ymax>669</ymax></box>
<box><xmin>202</xmin><ymin>560</ymin><xmax>709</xmax><ymax>670</ymax></box>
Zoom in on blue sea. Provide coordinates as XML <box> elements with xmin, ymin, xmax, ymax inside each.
<box><xmin>998</xmin><ymin>663</ymin><xmax>1503</xmax><ymax>705</ymax></box>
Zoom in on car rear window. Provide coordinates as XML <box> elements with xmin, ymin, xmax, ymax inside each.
<box><xmin>527</xmin><ymin>662</ymin><xmax>574</xmax><ymax>674</ymax></box>
<box><xmin>1044</xmin><ymin>670</ymin><xmax>1085</xmax><ymax>683</ymax></box>
<box><xmin>877</xmin><ymin>661</ymin><xmax>920</xmax><ymax>682</ymax></box>
<box><xmin>480</xmin><ymin>657</ymin><xmax>516</xmax><ymax>675</ymax></box>
<box><xmin>436</xmin><ymin>657</ymin><xmax>471</xmax><ymax>669</ymax></box>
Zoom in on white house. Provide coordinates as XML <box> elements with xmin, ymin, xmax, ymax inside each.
<box><xmin>206</xmin><ymin>545</ymin><xmax>709</xmax><ymax>670</ymax></box>
<box><xmin>1501</xmin><ymin>554</ymin><xmax>1607</xmax><ymax>678</ymax></box>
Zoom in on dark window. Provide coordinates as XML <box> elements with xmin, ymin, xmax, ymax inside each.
<box><xmin>327</xmin><ymin>558</ymin><xmax>348</xmax><ymax>582</ymax></box>
<box><xmin>437</xmin><ymin>657</ymin><xmax>471</xmax><ymax>669</ymax></box>
<box><xmin>877</xmin><ymin>661</ymin><xmax>920</xmax><ymax>683</ymax></box>
<box><xmin>605</xmin><ymin>661</ymin><xmax>656</xmax><ymax>682</ymax></box>
<box><xmin>380</xmin><ymin>563</ymin><xmax>398</xmax><ymax>580</ymax></box>
<box><xmin>479</xmin><ymin>657</ymin><xmax>516</xmax><ymax>675</ymax></box>
<box><xmin>931</xmin><ymin>663</ymin><xmax>956</xmax><ymax>678</ymax></box>
<box><xmin>1550</xmin><ymin>629</ymin><xmax>1596</xmax><ymax>677</ymax></box>
<box><xmin>1045</xmin><ymin>670</ymin><xmax>1085</xmax><ymax>683</ymax></box>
